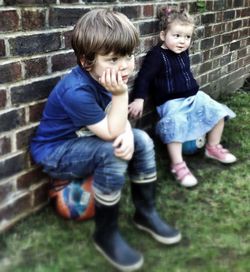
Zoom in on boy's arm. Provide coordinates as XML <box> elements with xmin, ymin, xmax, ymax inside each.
<box><xmin>112</xmin><ymin>121</ymin><xmax>134</xmax><ymax>160</ymax></box>
<box><xmin>88</xmin><ymin>69</ymin><xmax>128</xmax><ymax>141</ymax></box>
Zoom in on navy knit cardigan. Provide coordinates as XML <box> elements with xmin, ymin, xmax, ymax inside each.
<box><xmin>132</xmin><ymin>44</ymin><xmax>199</xmax><ymax>106</ymax></box>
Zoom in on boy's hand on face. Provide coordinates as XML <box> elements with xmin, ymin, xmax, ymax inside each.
<box><xmin>99</xmin><ymin>68</ymin><xmax>128</xmax><ymax>95</ymax></box>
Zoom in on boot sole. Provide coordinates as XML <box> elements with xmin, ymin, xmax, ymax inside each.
<box><xmin>134</xmin><ymin>222</ymin><xmax>182</xmax><ymax>245</ymax></box>
<box><xmin>94</xmin><ymin>241</ymin><xmax>144</xmax><ymax>272</ymax></box>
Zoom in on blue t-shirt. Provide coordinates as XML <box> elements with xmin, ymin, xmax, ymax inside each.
<box><xmin>30</xmin><ymin>66</ymin><xmax>112</xmax><ymax>163</ymax></box>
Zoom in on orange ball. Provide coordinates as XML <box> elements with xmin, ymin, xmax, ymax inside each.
<box><xmin>49</xmin><ymin>176</ymin><xmax>95</xmax><ymax>221</ymax></box>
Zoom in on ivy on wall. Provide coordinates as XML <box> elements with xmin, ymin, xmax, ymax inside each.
<box><xmin>196</xmin><ymin>0</ymin><xmax>206</xmax><ymax>12</ymax></box>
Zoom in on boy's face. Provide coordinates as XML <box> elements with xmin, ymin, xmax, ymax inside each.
<box><xmin>89</xmin><ymin>53</ymin><xmax>135</xmax><ymax>84</ymax></box>
<box><xmin>160</xmin><ymin>22</ymin><xmax>194</xmax><ymax>54</ymax></box>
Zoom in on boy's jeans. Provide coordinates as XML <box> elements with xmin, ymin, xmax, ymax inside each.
<box><xmin>41</xmin><ymin>129</ymin><xmax>157</xmax><ymax>194</ymax></box>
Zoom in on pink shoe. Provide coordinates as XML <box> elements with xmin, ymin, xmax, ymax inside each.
<box><xmin>205</xmin><ymin>144</ymin><xmax>237</xmax><ymax>164</ymax></box>
<box><xmin>171</xmin><ymin>161</ymin><xmax>198</xmax><ymax>188</ymax></box>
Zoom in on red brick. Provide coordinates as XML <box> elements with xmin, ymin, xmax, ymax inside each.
<box><xmin>16</xmin><ymin>126</ymin><xmax>36</xmax><ymax>150</ymax></box>
<box><xmin>24</xmin><ymin>57</ymin><xmax>47</xmax><ymax>79</ymax></box>
<box><xmin>49</xmin><ymin>7</ymin><xmax>88</xmax><ymax>27</ymax></box>
<box><xmin>214</xmin><ymin>35</ymin><xmax>222</xmax><ymax>47</ymax></box>
<box><xmin>0</xmin><ymin>10</ymin><xmax>19</xmax><ymax>32</ymax></box>
<box><xmin>9</xmin><ymin>33</ymin><xmax>61</xmax><ymax>57</ymax></box>
<box><xmin>241</xmin><ymin>8</ymin><xmax>250</xmax><ymax>17</ymax></box>
<box><xmin>143</xmin><ymin>36</ymin><xmax>158</xmax><ymax>52</ymax></box>
<box><xmin>0</xmin><ymin>108</ymin><xmax>26</xmax><ymax>134</ymax></box>
<box><xmin>29</xmin><ymin>102</ymin><xmax>45</xmax><ymax>123</ymax></box>
<box><xmin>11</xmin><ymin>77</ymin><xmax>59</xmax><ymax>105</ymax></box>
<box><xmin>206</xmin><ymin>1</ymin><xmax>213</xmax><ymax>11</ymax></box>
<box><xmin>21</xmin><ymin>9</ymin><xmax>46</xmax><ymax>31</ymax></box>
<box><xmin>203</xmin><ymin>50</ymin><xmax>211</xmax><ymax>62</ymax></box>
<box><xmin>0</xmin><ymin>193</ymin><xmax>31</xmax><ymax>221</ymax></box>
<box><xmin>213</xmin><ymin>24</ymin><xmax>224</xmax><ymax>34</ymax></box>
<box><xmin>61</xmin><ymin>0</ymin><xmax>79</xmax><ymax>2</ymax></box>
<box><xmin>143</xmin><ymin>5</ymin><xmax>154</xmax><ymax>17</ymax></box>
<box><xmin>0</xmin><ymin>89</ymin><xmax>7</xmax><ymax>108</ymax></box>
<box><xmin>0</xmin><ymin>181</ymin><xmax>13</xmax><ymax>205</ymax></box>
<box><xmin>51</xmin><ymin>52</ymin><xmax>76</xmax><ymax>72</ymax></box>
<box><xmin>0</xmin><ymin>136</ymin><xmax>11</xmax><ymax>156</ymax></box>
<box><xmin>114</xmin><ymin>6</ymin><xmax>141</xmax><ymax>20</ymax></box>
<box><xmin>139</xmin><ymin>20</ymin><xmax>159</xmax><ymax>36</ymax></box>
<box><xmin>240</xmin><ymin>28</ymin><xmax>249</xmax><ymax>38</ymax></box>
<box><xmin>243</xmin><ymin>55</ymin><xmax>250</xmax><ymax>66</ymax></box>
<box><xmin>201</xmin><ymin>13</ymin><xmax>215</xmax><ymax>24</ymax></box>
<box><xmin>17</xmin><ymin>167</ymin><xmax>48</xmax><ymax>190</ymax></box>
<box><xmin>238</xmin><ymin>48</ymin><xmax>247</xmax><ymax>59</ymax></box>
<box><xmin>216</xmin><ymin>12</ymin><xmax>223</xmax><ymax>23</ymax></box>
<box><xmin>0</xmin><ymin>62</ymin><xmax>22</xmax><ymax>84</ymax></box>
<box><xmin>0</xmin><ymin>152</ymin><xmax>28</xmax><ymax>179</ymax></box>
<box><xmin>199</xmin><ymin>61</ymin><xmax>213</xmax><ymax>74</ymax></box>
<box><xmin>204</xmin><ymin>26</ymin><xmax>213</xmax><ymax>36</ymax></box>
<box><xmin>63</xmin><ymin>30</ymin><xmax>73</xmax><ymax>49</ymax></box>
<box><xmin>4</xmin><ymin>0</ymin><xmax>56</xmax><ymax>4</ymax></box>
<box><xmin>33</xmin><ymin>181</ymin><xmax>50</xmax><ymax>206</ymax></box>
<box><xmin>0</xmin><ymin>40</ymin><xmax>6</xmax><ymax>57</ymax></box>
<box><xmin>223</xmin><ymin>10</ymin><xmax>235</xmax><ymax>20</ymax></box>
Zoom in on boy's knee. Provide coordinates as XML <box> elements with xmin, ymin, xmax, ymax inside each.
<box><xmin>133</xmin><ymin>129</ymin><xmax>154</xmax><ymax>151</ymax></box>
<box><xmin>96</xmin><ymin>141</ymin><xmax>128</xmax><ymax>174</ymax></box>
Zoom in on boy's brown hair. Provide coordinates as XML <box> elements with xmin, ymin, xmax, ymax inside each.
<box><xmin>71</xmin><ymin>9</ymin><xmax>139</xmax><ymax>70</ymax></box>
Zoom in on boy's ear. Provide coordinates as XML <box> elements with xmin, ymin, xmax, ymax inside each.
<box><xmin>159</xmin><ymin>31</ymin><xmax>166</xmax><ymax>41</ymax></box>
<box><xmin>80</xmin><ymin>56</ymin><xmax>91</xmax><ymax>71</ymax></box>
<box><xmin>79</xmin><ymin>56</ymin><xmax>86</xmax><ymax>67</ymax></box>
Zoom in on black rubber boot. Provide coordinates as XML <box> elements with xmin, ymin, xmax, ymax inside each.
<box><xmin>131</xmin><ymin>182</ymin><xmax>182</xmax><ymax>244</ymax></box>
<box><xmin>93</xmin><ymin>199</ymin><xmax>143</xmax><ymax>272</ymax></box>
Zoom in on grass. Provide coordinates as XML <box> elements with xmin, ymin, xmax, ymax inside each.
<box><xmin>0</xmin><ymin>90</ymin><xmax>250</xmax><ymax>272</ymax></box>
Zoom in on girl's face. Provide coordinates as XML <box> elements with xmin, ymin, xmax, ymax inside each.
<box><xmin>160</xmin><ymin>22</ymin><xmax>194</xmax><ymax>54</ymax></box>
<box><xmin>89</xmin><ymin>53</ymin><xmax>135</xmax><ymax>84</ymax></box>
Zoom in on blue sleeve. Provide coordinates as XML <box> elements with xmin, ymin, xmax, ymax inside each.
<box><xmin>60</xmin><ymin>85</ymin><xmax>106</xmax><ymax>127</ymax></box>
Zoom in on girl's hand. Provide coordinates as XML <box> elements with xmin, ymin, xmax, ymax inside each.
<box><xmin>128</xmin><ymin>99</ymin><xmax>144</xmax><ymax>118</ymax></box>
<box><xmin>99</xmin><ymin>68</ymin><xmax>128</xmax><ymax>96</ymax></box>
<box><xmin>113</xmin><ymin>129</ymin><xmax>134</xmax><ymax>161</ymax></box>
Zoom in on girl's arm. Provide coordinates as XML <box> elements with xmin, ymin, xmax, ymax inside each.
<box><xmin>132</xmin><ymin>47</ymin><xmax>161</xmax><ymax>100</ymax></box>
<box><xmin>129</xmin><ymin>47</ymin><xmax>161</xmax><ymax>118</ymax></box>
<box><xmin>128</xmin><ymin>98</ymin><xmax>144</xmax><ymax>119</ymax></box>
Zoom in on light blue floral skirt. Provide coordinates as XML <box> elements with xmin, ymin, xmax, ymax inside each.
<box><xmin>155</xmin><ymin>91</ymin><xmax>236</xmax><ymax>144</ymax></box>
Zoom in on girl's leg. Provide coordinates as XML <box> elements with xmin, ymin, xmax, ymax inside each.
<box><xmin>205</xmin><ymin>118</ymin><xmax>237</xmax><ymax>163</ymax></box>
<box><xmin>166</xmin><ymin>142</ymin><xmax>183</xmax><ymax>165</ymax></box>
<box><xmin>207</xmin><ymin>118</ymin><xmax>224</xmax><ymax>146</ymax></box>
<box><xmin>167</xmin><ymin>142</ymin><xmax>197</xmax><ymax>188</ymax></box>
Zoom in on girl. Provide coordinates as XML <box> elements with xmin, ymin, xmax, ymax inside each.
<box><xmin>129</xmin><ymin>7</ymin><xmax>236</xmax><ymax>188</ymax></box>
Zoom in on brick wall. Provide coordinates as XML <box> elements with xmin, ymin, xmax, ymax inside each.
<box><xmin>0</xmin><ymin>0</ymin><xmax>249</xmax><ymax>232</ymax></box>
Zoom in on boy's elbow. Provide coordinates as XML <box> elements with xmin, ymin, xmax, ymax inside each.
<box><xmin>95</xmin><ymin>130</ymin><xmax>122</xmax><ymax>141</ymax></box>
<box><xmin>105</xmin><ymin>129</ymin><xmax>124</xmax><ymax>140</ymax></box>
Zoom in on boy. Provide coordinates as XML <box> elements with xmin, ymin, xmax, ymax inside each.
<box><xmin>30</xmin><ymin>9</ymin><xmax>181</xmax><ymax>271</ymax></box>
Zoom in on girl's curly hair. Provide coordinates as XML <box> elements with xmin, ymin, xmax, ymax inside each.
<box><xmin>157</xmin><ymin>7</ymin><xmax>195</xmax><ymax>32</ymax></box>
